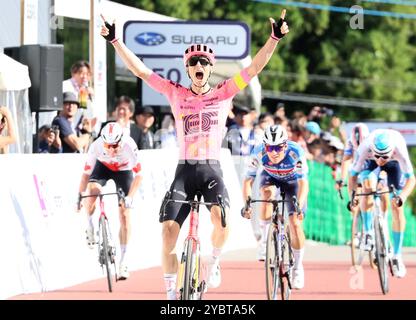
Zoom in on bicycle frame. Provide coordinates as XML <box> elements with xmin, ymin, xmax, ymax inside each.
<box><xmin>160</xmin><ymin>191</ymin><xmax>226</xmax><ymax>300</ymax></box>
<box><xmin>352</xmin><ymin>186</ymin><xmax>394</xmax><ymax>294</ymax></box>
<box><xmin>246</xmin><ymin>192</ymin><xmax>300</xmax><ymax>300</ymax></box>
<box><xmin>79</xmin><ymin>189</ymin><xmax>124</xmax><ymax>292</ymax></box>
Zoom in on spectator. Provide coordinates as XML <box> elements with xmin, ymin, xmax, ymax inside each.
<box><xmin>62</xmin><ymin>60</ymin><xmax>97</xmax><ymax>135</ymax></box>
<box><xmin>224</xmin><ymin>105</ymin><xmax>258</xmax><ymax>156</ymax></box>
<box><xmin>134</xmin><ymin>106</ymin><xmax>155</xmax><ymax>149</ymax></box>
<box><xmin>307</xmin><ymin>105</ymin><xmax>333</xmax><ymax>124</ymax></box>
<box><xmin>273</xmin><ymin>102</ymin><xmax>287</xmax><ymax>122</ymax></box>
<box><xmin>288</xmin><ymin>119</ymin><xmax>312</xmax><ymax>159</ymax></box>
<box><xmin>0</xmin><ymin>106</ymin><xmax>16</xmax><ymax>153</ymax></box>
<box><xmin>328</xmin><ymin>114</ymin><xmax>347</xmax><ymax>145</ymax></box>
<box><xmin>38</xmin><ymin>124</ymin><xmax>62</xmax><ymax>153</ymax></box>
<box><xmin>254</xmin><ymin>112</ymin><xmax>274</xmax><ymax>145</ymax></box>
<box><xmin>303</xmin><ymin>121</ymin><xmax>323</xmax><ymax>160</ymax></box>
<box><xmin>100</xmin><ymin>96</ymin><xmax>141</xmax><ymax>148</ymax></box>
<box><xmin>155</xmin><ymin>113</ymin><xmax>178</xmax><ymax>149</ymax></box>
<box><xmin>52</xmin><ymin>92</ymin><xmax>92</xmax><ymax>153</ymax></box>
<box><xmin>291</xmin><ymin>111</ymin><xmax>307</xmax><ymax>127</ymax></box>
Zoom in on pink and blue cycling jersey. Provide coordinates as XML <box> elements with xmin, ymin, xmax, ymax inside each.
<box><xmin>145</xmin><ymin>68</ymin><xmax>252</xmax><ymax>160</ymax></box>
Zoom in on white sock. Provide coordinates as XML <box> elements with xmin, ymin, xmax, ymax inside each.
<box><xmin>211</xmin><ymin>247</ymin><xmax>222</xmax><ymax>265</ymax></box>
<box><xmin>164</xmin><ymin>273</ymin><xmax>177</xmax><ymax>291</ymax></box>
<box><xmin>120</xmin><ymin>244</ymin><xmax>127</xmax><ymax>265</ymax></box>
<box><xmin>87</xmin><ymin>214</ymin><xmax>94</xmax><ymax>229</ymax></box>
<box><xmin>293</xmin><ymin>248</ymin><xmax>304</xmax><ymax>270</ymax></box>
<box><xmin>259</xmin><ymin>219</ymin><xmax>270</xmax><ymax>244</ymax></box>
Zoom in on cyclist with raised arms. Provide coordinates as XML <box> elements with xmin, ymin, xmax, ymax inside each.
<box><xmin>350</xmin><ymin>129</ymin><xmax>415</xmax><ymax>278</ymax></box>
<box><xmin>78</xmin><ymin>122</ymin><xmax>142</xmax><ymax>280</ymax></box>
<box><xmin>101</xmin><ymin>9</ymin><xmax>289</xmax><ymax>299</ymax></box>
<box><xmin>241</xmin><ymin>124</ymin><xmax>309</xmax><ymax>289</ymax></box>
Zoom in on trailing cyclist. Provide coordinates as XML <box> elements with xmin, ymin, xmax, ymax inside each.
<box><xmin>77</xmin><ymin>122</ymin><xmax>143</xmax><ymax>280</ymax></box>
<box><xmin>334</xmin><ymin>123</ymin><xmax>387</xmax><ymax>248</ymax></box>
<box><xmin>241</xmin><ymin>125</ymin><xmax>309</xmax><ymax>289</ymax></box>
<box><xmin>101</xmin><ymin>9</ymin><xmax>289</xmax><ymax>299</ymax></box>
<box><xmin>350</xmin><ymin>129</ymin><xmax>415</xmax><ymax>278</ymax></box>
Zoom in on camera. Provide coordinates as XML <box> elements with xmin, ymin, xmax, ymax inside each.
<box><xmin>51</xmin><ymin>125</ymin><xmax>59</xmax><ymax>135</ymax></box>
<box><xmin>320</xmin><ymin>107</ymin><xmax>334</xmax><ymax>117</ymax></box>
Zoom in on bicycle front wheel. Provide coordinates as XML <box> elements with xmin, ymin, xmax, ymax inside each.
<box><xmin>99</xmin><ymin>215</ymin><xmax>113</xmax><ymax>293</ymax></box>
<box><xmin>265</xmin><ymin>225</ymin><xmax>279</xmax><ymax>300</ymax></box>
<box><xmin>351</xmin><ymin>212</ymin><xmax>365</xmax><ymax>268</ymax></box>
<box><xmin>374</xmin><ymin>215</ymin><xmax>389</xmax><ymax>294</ymax></box>
<box><xmin>179</xmin><ymin>238</ymin><xmax>202</xmax><ymax>300</ymax></box>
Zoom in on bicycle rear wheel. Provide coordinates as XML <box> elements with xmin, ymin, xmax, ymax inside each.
<box><xmin>179</xmin><ymin>238</ymin><xmax>202</xmax><ymax>300</ymax></box>
<box><xmin>374</xmin><ymin>215</ymin><xmax>389</xmax><ymax>294</ymax></box>
<box><xmin>99</xmin><ymin>215</ymin><xmax>113</xmax><ymax>292</ymax></box>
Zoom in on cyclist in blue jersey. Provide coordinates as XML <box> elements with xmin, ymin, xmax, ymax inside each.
<box><xmin>350</xmin><ymin>129</ymin><xmax>415</xmax><ymax>278</ymax></box>
<box><xmin>241</xmin><ymin>124</ymin><xmax>309</xmax><ymax>289</ymax></box>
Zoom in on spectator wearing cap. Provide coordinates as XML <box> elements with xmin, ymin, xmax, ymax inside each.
<box><xmin>223</xmin><ymin>105</ymin><xmax>258</xmax><ymax>156</ymax></box>
<box><xmin>38</xmin><ymin>124</ymin><xmax>62</xmax><ymax>153</ymax></box>
<box><xmin>134</xmin><ymin>106</ymin><xmax>155</xmax><ymax>149</ymax></box>
<box><xmin>100</xmin><ymin>96</ymin><xmax>142</xmax><ymax>148</ymax></box>
<box><xmin>303</xmin><ymin>121</ymin><xmax>323</xmax><ymax>161</ymax></box>
<box><xmin>51</xmin><ymin>92</ymin><xmax>92</xmax><ymax>153</ymax></box>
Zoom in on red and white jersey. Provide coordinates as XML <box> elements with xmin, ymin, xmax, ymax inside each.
<box><xmin>83</xmin><ymin>135</ymin><xmax>141</xmax><ymax>176</ymax></box>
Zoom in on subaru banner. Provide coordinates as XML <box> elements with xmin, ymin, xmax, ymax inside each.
<box><xmin>124</xmin><ymin>20</ymin><xmax>250</xmax><ymax>60</ymax></box>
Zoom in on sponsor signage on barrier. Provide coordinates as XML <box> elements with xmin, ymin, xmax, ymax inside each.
<box><xmin>123</xmin><ymin>21</ymin><xmax>250</xmax><ymax>59</ymax></box>
<box><xmin>345</xmin><ymin>122</ymin><xmax>416</xmax><ymax>146</ymax></box>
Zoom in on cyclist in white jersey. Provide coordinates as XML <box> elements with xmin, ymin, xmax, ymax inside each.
<box><xmin>101</xmin><ymin>9</ymin><xmax>289</xmax><ymax>299</ymax></box>
<box><xmin>350</xmin><ymin>129</ymin><xmax>415</xmax><ymax>278</ymax></box>
<box><xmin>77</xmin><ymin>122</ymin><xmax>142</xmax><ymax>280</ymax></box>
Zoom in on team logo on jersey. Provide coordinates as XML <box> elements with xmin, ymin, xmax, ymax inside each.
<box><xmin>183</xmin><ymin>111</ymin><xmax>218</xmax><ymax>135</ymax></box>
<box><xmin>135</xmin><ymin>32</ymin><xmax>166</xmax><ymax>46</ymax></box>
<box><xmin>289</xmin><ymin>150</ymin><xmax>298</xmax><ymax>161</ymax></box>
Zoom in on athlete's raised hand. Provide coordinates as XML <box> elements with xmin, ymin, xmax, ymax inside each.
<box><xmin>270</xmin><ymin>9</ymin><xmax>289</xmax><ymax>40</ymax></box>
<box><xmin>100</xmin><ymin>14</ymin><xmax>117</xmax><ymax>43</ymax></box>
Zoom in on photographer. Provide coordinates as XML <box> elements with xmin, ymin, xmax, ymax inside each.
<box><xmin>307</xmin><ymin>105</ymin><xmax>333</xmax><ymax>125</ymax></box>
<box><xmin>38</xmin><ymin>124</ymin><xmax>62</xmax><ymax>153</ymax></box>
<box><xmin>0</xmin><ymin>106</ymin><xmax>16</xmax><ymax>154</ymax></box>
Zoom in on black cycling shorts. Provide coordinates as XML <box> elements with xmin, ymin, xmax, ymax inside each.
<box><xmin>160</xmin><ymin>160</ymin><xmax>230</xmax><ymax>227</ymax></box>
<box><xmin>89</xmin><ymin>160</ymin><xmax>133</xmax><ymax>195</ymax></box>
<box><xmin>259</xmin><ymin>171</ymin><xmax>306</xmax><ymax>216</ymax></box>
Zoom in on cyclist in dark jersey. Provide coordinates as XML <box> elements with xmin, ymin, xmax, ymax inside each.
<box><xmin>101</xmin><ymin>9</ymin><xmax>289</xmax><ymax>299</ymax></box>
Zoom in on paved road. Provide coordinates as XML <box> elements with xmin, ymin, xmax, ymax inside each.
<box><xmin>10</xmin><ymin>241</ymin><xmax>416</xmax><ymax>300</ymax></box>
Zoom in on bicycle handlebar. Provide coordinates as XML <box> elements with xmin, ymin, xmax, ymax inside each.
<box><xmin>349</xmin><ymin>184</ymin><xmax>402</xmax><ymax>209</ymax></box>
<box><xmin>244</xmin><ymin>195</ymin><xmax>302</xmax><ymax>216</ymax></box>
<box><xmin>160</xmin><ymin>192</ymin><xmax>227</xmax><ymax>228</ymax></box>
<box><xmin>78</xmin><ymin>188</ymin><xmax>126</xmax><ymax>210</ymax></box>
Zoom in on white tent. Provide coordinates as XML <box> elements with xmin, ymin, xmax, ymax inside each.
<box><xmin>0</xmin><ymin>52</ymin><xmax>32</xmax><ymax>153</ymax></box>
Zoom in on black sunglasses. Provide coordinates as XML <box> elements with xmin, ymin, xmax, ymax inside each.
<box><xmin>188</xmin><ymin>56</ymin><xmax>211</xmax><ymax>67</ymax></box>
<box><xmin>374</xmin><ymin>154</ymin><xmax>389</xmax><ymax>160</ymax></box>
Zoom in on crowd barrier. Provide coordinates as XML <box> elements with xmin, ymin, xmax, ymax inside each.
<box><xmin>0</xmin><ymin>149</ymin><xmax>256</xmax><ymax>299</ymax></box>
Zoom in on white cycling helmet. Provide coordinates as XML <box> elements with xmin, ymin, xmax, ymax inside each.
<box><xmin>101</xmin><ymin>122</ymin><xmax>123</xmax><ymax>145</ymax></box>
<box><xmin>351</xmin><ymin>123</ymin><xmax>369</xmax><ymax>149</ymax></box>
<box><xmin>371</xmin><ymin>131</ymin><xmax>393</xmax><ymax>156</ymax></box>
<box><xmin>263</xmin><ymin>124</ymin><xmax>288</xmax><ymax>145</ymax></box>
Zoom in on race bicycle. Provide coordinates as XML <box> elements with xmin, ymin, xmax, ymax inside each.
<box><xmin>78</xmin><ymin>189</ymin><xmax>125</xmax><ymax>292</ymax></box>
<box><xmin>350</xmin><ymin>185</ymin><xmax>398</xmax><ymax>294</ymax></box>
<box><xmin>244</xmin><ymin>191</ymin><xmax>301</xmax><ymax>300</ymax></box>
<box><xmin>337</xmin><ymin>181</ymin><xmax>376</xmax><ymax>269</ymax></box>
<box><xmin>160</xmin><ymin>191</ymin><xmax>226</xmax><ymax>300</ymax></box>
